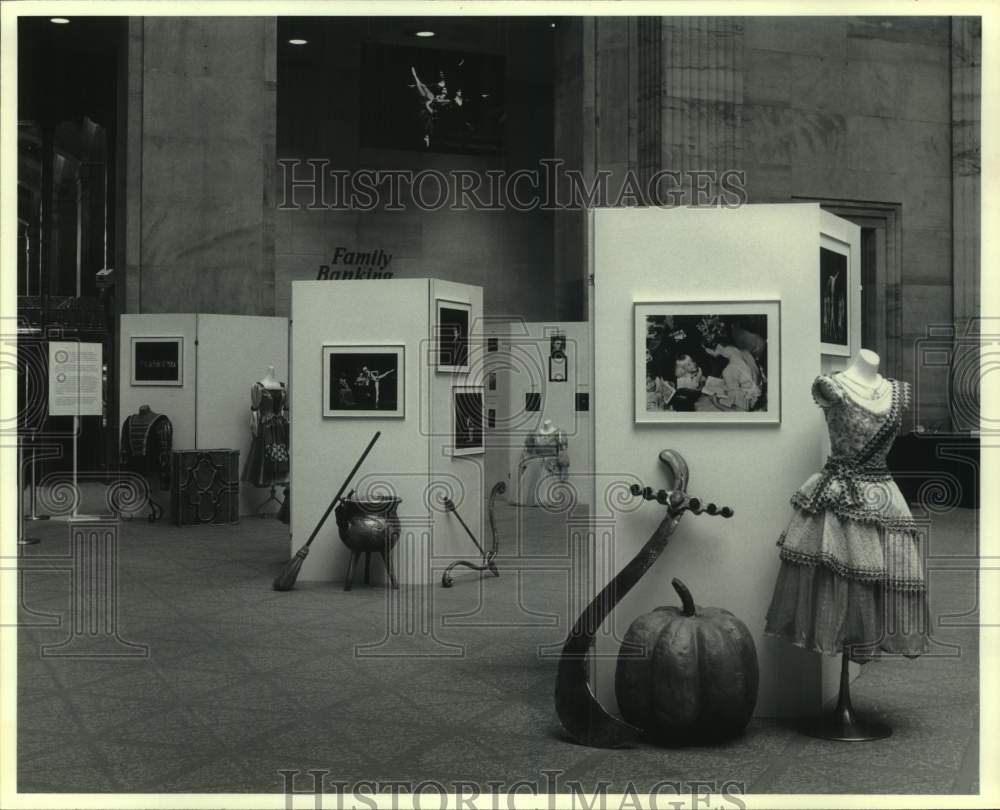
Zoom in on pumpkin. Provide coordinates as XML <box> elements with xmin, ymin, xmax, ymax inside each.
<box><xmin>614</xmin><ymin>578</ymin><xmax>758</xmax><ymax>744</ymax></box>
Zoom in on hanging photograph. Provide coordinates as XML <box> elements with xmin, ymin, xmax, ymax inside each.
<box><xmin>820</xmin><ymin>241</ymin><xmax>851</xmax><ymax>356</ymax></box>
<box><xmin>360</xmin><ymin>42</ymin><xmax>505</xmax><ymax>155</ymax></box>
<box><xmin>452</xmin><ymin>385</ymin><xmax>485</xmax><ymax>456</ymax></box>
<box><xmin>322</xmin><ymin>345</ymin><xmax>404</xmax><ymax>418</ymax></box>
<box><xmin>130</xmin><ymin>336</ymin><xmax>183</xmax><ymax>386</ymax></box>
<box><xmin>435</xmin><ymin>299</ymin><xmax>471</xmax><ymax>372</ymax></box>
<box><xmin>548</xmin><ymin>331</ymin><xmax>568</xmax><ymax>382</ymax></box>
<box><xmin>634</xmin><ymin>300</ymin><xmax>781</xmax><ymax>424</ymax></box>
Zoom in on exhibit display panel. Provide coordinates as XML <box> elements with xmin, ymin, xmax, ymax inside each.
<box><xmin>482</xmin><ymin>320</ymin><xmax>592</xmax><ymax>507</ymax></box>
<box><xmin>589</xmin><ymin>204</ymin><xmax>861</xmax><ymax>719</ymax></box>
<box><xmin>119</xmin><ymin>314</ymin><xmax>290</xmax><ymax>517</ymax></box>
<box><xmin>289</xmin><ymin>278</ymin><xmax>484</xmax><ymax>585</ymax></box>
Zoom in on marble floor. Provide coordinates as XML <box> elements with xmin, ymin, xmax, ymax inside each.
<box><xmin>15</xmin><ymin>501</ymin><xmax>979</xmax><ymax>796</ymax></box>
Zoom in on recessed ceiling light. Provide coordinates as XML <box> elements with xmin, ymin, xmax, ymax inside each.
<box><xmin>50</xmin><ymin>17</ymin><xmax>70</xmax><ymax>24</ymax></box>
<box><xmin>550</xmin><ymin>23</ymin><xmax>557</xmax><ymax>29</ymax></box>
<box><xmin>414</xmin><ymin>31</ymin><xmax>436</xmax><ymax>38</ymax></box>
<box><xmin>288</xmin><ymin>38</ymin><xmax>308</xmax><ymax>45</ymax></box>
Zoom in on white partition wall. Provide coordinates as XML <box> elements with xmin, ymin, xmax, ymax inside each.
<box><xmin>290</xmin><ymin>279</ymin><xmax>484</xmax><ymax>585</ymax></box>
<box><xmin>590</xmin><ymin>204</ymin><xmax>860</xmax><ymax>719</ymax></box>
<box><xmin>120</xmin><ymin>314</ymin><xmax>290</xmax><ymax>516</ymax></box>
<box><xmin>195</xmin><ymin>315</ymin><xmax>289</xmax><ymax>516</ymax></box>
<box><xmin>119</xmin><ymin>314</ymin><xmax>199</xmax><ymax>450</ymax></box>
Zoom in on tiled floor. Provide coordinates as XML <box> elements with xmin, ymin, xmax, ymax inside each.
<box><xmin>16</xmin><ymin>502</ymin><xmax>978</xmax><ymax>795</ymax></box>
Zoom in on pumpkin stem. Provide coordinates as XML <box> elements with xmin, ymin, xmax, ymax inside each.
<box><xmin>672</xmin><ymin>578</ymin><xmax>696</xmax><ymax>616</ymax></box>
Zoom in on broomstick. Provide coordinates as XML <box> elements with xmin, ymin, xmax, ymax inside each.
<box><xmin>272</xmin><ymin>431</ymin><xmax>381</xmax><ymax>591</ymax></box>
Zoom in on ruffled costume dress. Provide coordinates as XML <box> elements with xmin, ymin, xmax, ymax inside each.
<box><xmin>765</xmin><ymin>375</ymin><xmax>928</xmax><ymax>662</ymax></box>
<box><xmin>241</xmin><ymin>382</ymin><xmax>290</xmax><ymax>488</ymax></box>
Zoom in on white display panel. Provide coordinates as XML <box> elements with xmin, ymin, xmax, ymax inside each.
<box><xmin>590</xmin><ymin>204</ymin><xmax>861</xmax><ymax>719</ymax></box>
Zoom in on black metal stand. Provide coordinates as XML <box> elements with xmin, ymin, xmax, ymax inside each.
<box><xmin>441</xmin><ymin>482</ymin><xmax>505</xmax><ymax>588</ymax></box>
<box><xmin>18</xmin><ymin>443</ymin><xmax>40</xmax><ymax>546</ymax></box>
<box><xmin>799</xmin><ymin>645</ymin><xmax>892</xmax><ymax>741</ymax></box>
<box><xmin>254</xmin><ymin>483</ymin><xmax>286</xmax><ymax>518</ymax></box>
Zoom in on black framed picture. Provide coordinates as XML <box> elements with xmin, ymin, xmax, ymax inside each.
<box><xmin>820</xmin><ymin>243</ymin><xmax>850</xmax><ymax>356</ymax></box>
<box><xmin>525</xmin><ymin>392</ymin><xmax>541</xmax><ymax>412</ymax></box>
<box><xmin>130</xmin><ymin>336</ymin><xmax>183</xmax><ymax>386</ymax></box>
<box><xmin>575</xmin><ymin>392</ymin><xmax>590</xmax><ymax>412</ymax></box>
<box><xmin>322</xmin><ymin>345</ymin><xmax>404</xmax><ymax>418</ymax></box>
<box><xmin>435</xmin><ymin>299</ymin><xmax>471</xmax><ymax>372</ymax></box>
<box><xmin>360</xmin><ymin>42</ymin><xmax>505</xmax><ymax>155</ymax></box>
<box><xmin>635</xmin><ymin>300</ymin><xmax>781</xmax><ymax>424</ymax></box>
<box><xmin>452</xmin><ymin>385</ymin><xmax>484</xmax><ymax>456</ymax></box>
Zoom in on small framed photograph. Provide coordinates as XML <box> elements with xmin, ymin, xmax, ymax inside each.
<box><xmin>323</xmin><ymin>345</ymin><xmax>404</xmax><ymax>418</ymax></box>
<box><xmin>452</xmin><ymin>385</ymin><xmax>484</xmax><ymax>456</ymax></box>
<box><xmin>130</xmin><ymin>336</ymin><xmax>183</xmax><ymax>386</ymax></box>
<box><xmin>435</xmin><ymin>299</ymin><xmax>471</xmax><ymax>372</ymax></box>
<box><xmin>820</xmin><ymin>237</ymin><xmax>851</xmax><ymax>356</ymax></box>
<box><xmin>635</xmin><ymin>300</ymin><xmax>781</xmax><ymax>425</ymax></box>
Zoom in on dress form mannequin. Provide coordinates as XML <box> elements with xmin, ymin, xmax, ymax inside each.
<box><xmin>835</xmin><ymin>349</ymin><xmax>891</xmax><ymax>413</ymax></box>
<box><xmin>539</xmin><ymin>419</ymin><xmax>556</xmax><ymax>435</ymax></box>
<box><xmin>243</xmin><ymin>368</ymin><xmax>290</xmax><ymax>518</ymax></box>
<box><xmin>119</xmin><ymin>404</ymin><xmax>173</xmax><ymax>521</ymax></box>
<box><xmin>258</xmin><ymin>365</ymin><xmax>282</xmax><ymax>390</ymax></box>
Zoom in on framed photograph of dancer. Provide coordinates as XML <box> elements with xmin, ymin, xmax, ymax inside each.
<box><xmin>819</xmin><ymin>236</ymin><xmax>851</xmax><ymax>356</ymax></box>
<box><xmin>452</xmin><ymin>385</ymin><xmax>485</xmax><ymax>456</ymax></box>
<box><xmin>634</xmin><ymin>300</ymin><xmax>781</xmax><ymax>425</ymax></box>
<box><xmin>322</xmin><ymin>345</ymin><xmax>404</xmax><ymax>418</ymax></box>
<box><xmin>435</xmin><ymin>299</ymin><xmax>471</xmax><ymax>373</ymax></box>
<box><xmin>131</xmin><ymin>336</ymin><xmax>183</xmax><ymax>386</ymax></box>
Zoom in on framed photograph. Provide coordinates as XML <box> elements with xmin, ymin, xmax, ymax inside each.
<box><xmin>820</xmin><ymin>238</ymin><xmax>851</xmax><ymax>356</ymax></box>
<box><xmin>435</xmin><ymin>299</ymin><xmax>471</xmax><ymax>373</ymax></box>
<box><xmin>452</xmin><ymin>385</ymin><xmax>485</xmax><ymax>456</ymax></box>
<box><xmin>360</xmin><ymin>42</ymin><xmax>505</xmax><ymax>155</ymax></box>
<box><xmin>548</xmin><ymin>331</ymin><xmax>568</xmax><ymax>382</ymax></box>
<box><xmin>322</xmin><ymin>345</ymin><xmax>404</xmax><ymax>418</ymax></box>
<box><xmin>130</xmin><ymin>336</ymin><xmax>183</xmax><ymax>386</ymax></box>
<box><xmin>634</xmin><ymin>300</ymin><xmax>781</xmax><ymax>425</ymax></box>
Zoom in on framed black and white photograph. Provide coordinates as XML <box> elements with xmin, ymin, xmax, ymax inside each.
<box><xmin>435</xmin><ymin>299</ymin><xmax>471</xmax><ymax>372</ymax></box>
<box><xmin>634</xmin><ymin>300</ymin><xmax>781</xmax><ymax>424</ymax></box>
<box><xmin>548</xmin><ymin>331</ymin><xmax>568</xmax><ymax>382</ymax></box>
<box><xmin>322</xmin><ymin>345</ymin><xmax>404</xmax><ymax>418</ymax></box>
<box><xmin>820</xmin><ymin>240</ymin><xmax>851</xmax><ymax>356</ymax></box>
<box><xmin>130</xmin><ymin>336</ymin><xmax>183</xmax><ymax>386</ymax></box>
<box><xmin>360</xmin><ymin>42</ymin><xmax>505</xmax><ymax>155</ymax></box>
<box><xmin>452</xmin><ymin>385</ymin><xmax>484</xmax><ymax>456</ymax></box>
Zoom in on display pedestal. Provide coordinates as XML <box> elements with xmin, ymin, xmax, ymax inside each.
<box><xmin>800</xmin><ymin>647</ymin><xmax>892</xmax><ymax>741</ymax></box>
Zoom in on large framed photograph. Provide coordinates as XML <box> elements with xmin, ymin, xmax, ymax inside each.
<box><xmin>322</xmin><ymin>345</ymin><xmax>404</xmax><ymax>418</ymax></box>
<box><xmin>130</xmin><ymin>336</ymin><xmax>183</xmax><ymax>386</ymax></box>
<box><xmin>635</xmin><ymin>300</ymin><xmax>781</xmax><ymax>425</ymax></box>
<box><xmin>820</xmin><ymin>237</ymin><xmax>851</xmax><ymax>356</ymax></box>
<box><xmin>360</xmin><ymin>42</ymin><xmax>505</xmax><ymax>155</ymax></box>
<box><xmin>452</xmin><ymin>385</ymin><xmax>485</xmax><ymax>456</ymax></box>
<box><xmin>435</xmin><ymin>299</ymin><xmax>471</xmax><ymax>373</ymax></box>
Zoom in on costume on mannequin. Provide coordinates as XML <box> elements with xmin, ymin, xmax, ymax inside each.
<box><xmin>765</xmin><ymin>350</ymin><xmax>927</xmax><ymax>662</ymax></box>
<box><xmin>514</xmin><ymin>419</ymin><xmax>569</xmax><ymax>507</ymax></box>
<box><xmin>241</xmin><ymin>367</ymin><xmax>290</xmax><ymax>518</ymax></box>
<box><xmin>119</xmin><ymin>405</ymin><xmax>173</xmax><ymax>521</ymax></box>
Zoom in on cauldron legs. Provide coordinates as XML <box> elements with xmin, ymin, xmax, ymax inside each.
<box><xmin>380</xmin><ymin>551</ymin><xmax>400</xmax><ymax>589</ymax></box>
<box><xmin>344</xmin><ymin>552</ymin><xmax>360</xmax><ymax>591</ymax></box>
<box><xmin>344</xmin><ymin>549</ymin><xmax>399</xmax><ymax>590</ymax></box>
<box><xmin>364</xmin><ymin>553</ymin><xmax>372</xmax><ymax>585</ymax></box>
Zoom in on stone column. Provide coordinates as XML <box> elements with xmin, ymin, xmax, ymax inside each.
<box><xmin>125</xmin><ymin>17</ymin><xmax>277</xmax><ymax>315</ymax></box>
<box><xmin>950</xmin><ymin>17</ymin><xmax>981</xmax><ymax>433</ymax></box>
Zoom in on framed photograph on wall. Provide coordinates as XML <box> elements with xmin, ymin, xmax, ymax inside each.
<box><xmin>634</xmin><ymin>300</ymin><xmax>781</xmax><ymax>425</ymax></box>
<box><xmin>452</xmin><ymin>385</ymin><xmax>485</xmax><ymax>456</ymax></box>
<box><xmin>322</xmin><ymin>345</ymin><xmax>404</xmax><ymax>418</ymax></box>
<box><xmin>130</xmin><ymin>336</ymin><xmax>183</xmax><ymax>386</ymax></box>
<box><xmin>435</xmin><ymin>299</ymin><xmax>471</xmax><ymax>373</ymax></box>
<box><xmin>819</xmin><ymin>237</ymin><xmax>851</xmax><ymax>356</ymax></box>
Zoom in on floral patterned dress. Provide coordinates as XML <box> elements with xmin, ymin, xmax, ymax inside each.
<box><xmin>240</xmin><ymin>382</ymin><xmax>290</xmax><ymax>488</ymax></box>
<box><xmin>764</xmin><ymin>374</ymin><xmax>927</xmax><ymax>662</ymax></box>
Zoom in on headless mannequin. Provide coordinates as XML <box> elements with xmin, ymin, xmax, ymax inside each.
<box><xmin>258</xmin><ymin>365</ymin><xmax>282</xmax><ymax>390</ymax></box>
<box><xmin>538</xmin><ymin>418</ymin><xmax>556</xmax><ymax>436</ymax></box>
<box><xmin>834</xmin><ymin>349</ymin><xmax>891</xmax><ymax>414</ymax></box>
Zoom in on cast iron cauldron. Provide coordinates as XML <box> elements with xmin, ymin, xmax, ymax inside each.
<box><xmin>334</xmin><ymin>493</ymin><xmax>402</xmax><ymax>590</ymax></box>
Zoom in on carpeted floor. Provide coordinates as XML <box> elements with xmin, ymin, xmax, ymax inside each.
<box><xmin>15</xmin><ymin>501</ymin><xmax>978</xmax><ymax>796</ymax></box>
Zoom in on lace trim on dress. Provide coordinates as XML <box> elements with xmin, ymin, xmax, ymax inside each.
<box><xmin>777</xmin><ymin>546</ymin><xmax>927</xmax><ymax>591</ymax></box>
<box><xmin>789</xmin><ymin>491</ymin><xmax>921</xmax><ymax>534</ymax></box>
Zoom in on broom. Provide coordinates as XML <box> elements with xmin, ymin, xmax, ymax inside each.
<box><xmin>272</xmin><ymin>431</ymin><xmax>381</xmax><ymax>591</ymax></box>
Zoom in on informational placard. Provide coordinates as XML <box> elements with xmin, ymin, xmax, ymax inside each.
<box><xmin>48</xmin><ymin>341</ymin><xmax>103</xmax><ymax>417</ymax></box>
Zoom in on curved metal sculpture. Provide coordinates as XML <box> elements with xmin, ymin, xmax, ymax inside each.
<box><xmin>442</xmin><ymin>481</ymin><xmax>505</xmax><ymax>587</ymax></box>
<box><xmin>554</xmin><ymin>449</ymin><xmax>734</xmax><ymax>748</ymax></box>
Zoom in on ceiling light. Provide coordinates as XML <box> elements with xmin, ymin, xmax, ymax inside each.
<box><xmin>414</xmin><ymin>31</ymin><xmax>436</xmax><ymax>38</ymax></box>
<box><xmin>288</xmin><ymin>38</ymin><xmax>308</xmax><ymax>45</ymax></box>
<box><xmin>50</xmin><ymin>17</ymin><xmax>70</xmax><ymax>24</ymax></box>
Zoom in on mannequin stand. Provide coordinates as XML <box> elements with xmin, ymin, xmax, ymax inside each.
<box><xmin>800</xmin><ymin>644</ymin><xmax>892</xmax><ymax>741</ymax></box>
<box><xmin>255</xmin><ymin>483</ymin><xmax>286</xmax><ymax>518</ymax></box>
<box><xmin>18</xmin><ymin>443</ymin><xmax>40</xmax><ymax>546</ymax></box>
